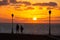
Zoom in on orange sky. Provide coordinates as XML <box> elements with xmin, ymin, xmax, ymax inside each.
<box><xmin>0</xmin><ymin>0</ymin><xmax>60</xmax><ymax>23</ymax></box>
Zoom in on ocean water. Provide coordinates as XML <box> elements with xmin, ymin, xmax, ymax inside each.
<box><xmin>0</xmin><ymin>23</ymin><xmax>60</xmax><ymax>35</ymax></box>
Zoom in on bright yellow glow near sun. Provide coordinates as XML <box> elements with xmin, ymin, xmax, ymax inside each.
<box><xmin>33</xmin><ymin>17</ymin><xmax>37</xmax><ymax>20</ymax></box>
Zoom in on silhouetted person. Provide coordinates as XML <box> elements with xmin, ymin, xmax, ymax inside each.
<box><xmin>20</xmin><ymin>25</ymin><xmax>24</xmax><ymax>34</ymax></box>
<box><xmin>16</xmin><ymin>24</ymin><xmax>19</xmax><ymax>33</ymax></box>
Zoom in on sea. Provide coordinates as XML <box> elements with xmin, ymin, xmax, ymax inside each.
<box><xmin>0</xmin><ymin>23</ymin><xmax>60</xmax><ymax>36</ymax></box>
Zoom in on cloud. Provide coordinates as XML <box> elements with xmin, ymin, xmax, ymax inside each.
<box><xmin>0</xmin><ymin>1</ymin><xmax>57</xmax><ymax>7</ymax></box>
<box><xmin>47</xmin><ymin>7</ymin><xmax>54</xmax><ymax>9</ymax></box>
<box><xmin>25</xmin><ymin>6</ymin><xmax>34</xmax><ymax>10</ymax></box>
<box><xmin>0</xmin><ymin>1</ymin><xmax>8</xmax><ymax>5</ymax></box>
<box><xmin>0</xmin><ymin>1</ymin><xmax>31</xmax><ymax>6</ymax></box>
<box><xmin>22</xmin><ymin>1</ymin><xmax>31</xmax><ymax>5</ymax></box>
<box><xmin>16</xmin><ymin>1</ymin><xmax>31</xmax><ymax>5</ymax></box>
<box><xmin>49</xmin><ymin>2</ymin><xmax>57</xmax><ymax>6</ymax></box>
<box><xmin>33</xmin><ymin>2</ymin><xmax>57</xmax><ymax>6</ymax></box>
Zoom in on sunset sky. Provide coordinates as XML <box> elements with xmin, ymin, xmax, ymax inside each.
<box><xmin>0</xmin><ymin>0</ymin><xmax>60</xmax><ymax>23</ymax></box>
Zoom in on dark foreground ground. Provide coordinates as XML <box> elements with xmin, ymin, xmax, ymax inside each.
<box><xmin>0</xmin><ymin>33</ymin><xmax>60</xmax><ymax>40</ymax></box>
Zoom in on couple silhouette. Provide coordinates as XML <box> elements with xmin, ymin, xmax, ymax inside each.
<box><xmin>16</xmin><ymin>24</ymin><xmax>24</xmax><ymax>34</ymax></box>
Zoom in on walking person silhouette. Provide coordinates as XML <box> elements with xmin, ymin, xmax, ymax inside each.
<box><xmin>16</xmin><ymin>24</ymin><xmax>19</xmax><ymax>34</ymax></box>
<box><xmin>20</xmin><ymin>25</ymin><xmax>24</xmax><ymax>34</ymax></box>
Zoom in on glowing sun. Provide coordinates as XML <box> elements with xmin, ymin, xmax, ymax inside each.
<box><xmin>33</xmin><ymin>17</ymin><xmax>37</xmax><ymax>20</ymax></box>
